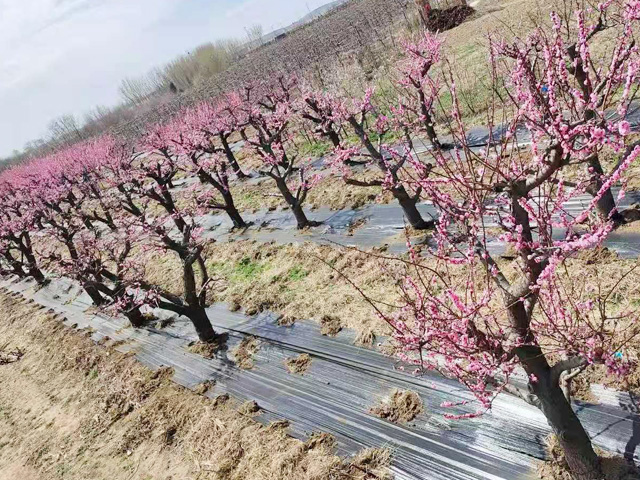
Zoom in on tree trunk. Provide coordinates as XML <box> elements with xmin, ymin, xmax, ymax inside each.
<box><xmin>83</xmin><ymin>284</ymin><xmax>106</xmax><ymax>306</ymax></box>
<box><xmin>222</xmin><ymin>192</ymin><xmax>248</xmax><ymax>228</ymax></box>
<box><xmin>221</xmin><ymin>135</ymin><xmax>248</xmax><ymax>179</ymax></box>
<box><xmin>9</xmin><ymin>262</ymin><xmax>26</xmax><ymax>278</ymax></box>
<box><xmin>19</xmin><ymin>234</ymin><xmax>46</xmax><ymax>285</ymax></box>
<box><xmin>182</xmin><ymin>257</ymin><xmax>217</xmax><ymax>342</ymax></box>
<box><xmin>125</xmin><ymin>307</ymin><xmax>146</xmax><ymax>328</ymax></box>
<box><xmin>327</xmin><ymin>130</ymin><xmax>341</xmax><ymax>148</ymax></box>
<box><xmin>30</xmin><ymin>267</ymin><xmax>47</xmax><ymax>285</ymax></box>
<box><xmin>274</xmin><ymin>178</ymin><xmax>312</xmax><ymax>229</ymax></box>
<box><xmin>186</xmin><ymin>306</ymin><xmax>217</xmax><ymax>343</ymax></box>
<box><xmin>393</xmin><ymin>186</ymin><xmax>433</xmax><ymax>230</ymax></box>
<box><xmin>519</xmin><ymin>347</ymin><xmax>604</xmax><ymax>480</ymax></box>
<box><xmin>586</xmin><ymin>157</ymin><xmax>624</xmax><ymax>224</ymax></box>
<box><xmin>418</xmin><ymin>89</ymin><xmax>444</xmax><ymax>149</ymax></box>
<box><xmin>291</xmin><ymin>204</ymin><xmax>311</xmax><ymax>229</ymax></box>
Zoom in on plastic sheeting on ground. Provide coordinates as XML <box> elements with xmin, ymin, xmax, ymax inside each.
<box><xmin>2</xmin><ymin>275</ymin><xmax>639</xmax><ymax>480</ymax></box>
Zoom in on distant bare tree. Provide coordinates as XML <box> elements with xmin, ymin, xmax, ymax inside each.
<box><xmin>119</xmin><ymin>68</ymin><xmax>167</xmax><ymax>105</ymax></box>
<box><xmin>245</xmin><ymin>24</ymin><xmax>264</xmax><ymax>45</ymax></box>
<box><xmin>47</xmin><ymin>114</ymin><xmax>85</xmax><ymax>146</ymax></box>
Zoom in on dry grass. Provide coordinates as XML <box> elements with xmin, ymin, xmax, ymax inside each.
<box><xmin>0</xmin><ymin>292</ymin><xmax>392</xmax><ymax>480</ymax></box>
<box><xmin>194</xmin><ymin>379</ymin><xmax>216</xmax><ymax>395</ymax></box>
<box><xmin>285</xmin><ymin>354</ymin><xmax>312</xmax><ymax>375</ymax></box>
<box><xmin>143</xmin><ymin>240</ymin><xmax>399</xmax><ymax>343</ymax></box>
<box><xmin>0</xmin><ymin>343</ymin><xmax>24</xmax><ymax>365</ymax></box>
<box><xmin>174</xmin><ymin>165</ymin><xmax>392</xmax><ymax>214</ymax></box>
<box><xmin>370</xmin><ymin>390</ymin><xmax>424</xmax><ymax>424</ymax></box>
<box><xmin>203</xmin><ymin>241</ymin><xmax>400</xmax><ymax>341</ymax></box>
<box><xmin>537</xmin><ymin>435</ymin><xmax>640</xmax><ymax>480</ymax></box>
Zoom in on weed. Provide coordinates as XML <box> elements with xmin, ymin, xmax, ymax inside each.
<box><xmin>234</xmin><ymin>257</ymin><xmax>266</xmax><ymax>280</ymax></box>
<box><xmin>298</xmin><ymin>139</ymin><xmax>332</xmax><ymax>158</ymax></box>
<box><xmin>287</xmin><ymin>266</ymin><xmax>309</xmax><ymax>282</ymax></box>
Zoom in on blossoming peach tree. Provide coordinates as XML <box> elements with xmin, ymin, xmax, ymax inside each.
<box><xmin>142</xmin><ymin>107</ymin><xmax>249</xmax><ymax>228</ymax></box>
<box><xmin>0</xmin><ymin>172</ymin><xmax>47</xmax><ymax>285</ymax></box>
<box><xmin>103</xmin><ymin>133</ymin><xmax>219</xmax><ymax>342</ymax></box>
<box><xmin>0</xmin><ymin>135</ymin><xmax>220</xmax><ymax>342</ymax></box>
<box><xmin>372</xmin><ymin>3</ymin><xmax>640</xmax><ymax>478</ymax></box>
<box><xmin>318</xmin><ymin>34</ymin><xmax>448</xmax><ymax>230</ymax></box>
<box><xmin>237</xmin><ymin>80</ymin><xmax>322</xmax><ymax>229</ymax></box>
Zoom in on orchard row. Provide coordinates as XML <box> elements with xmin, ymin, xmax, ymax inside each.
<box><xmin>2</xmin><ymin>3</ymin><xmax>640</xmax><ymax>476</ymax></box>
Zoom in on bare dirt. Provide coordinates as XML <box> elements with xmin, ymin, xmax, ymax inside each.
<box><xmin>285</xmin><ymin>354</ymin><xmax>312</xmax><ymax>375</ymax></box>
<box><xmin>537</xmin><ymin>435</ymin><xmax>640</xmax><ymax>480</ymax></box>
<box><xmin>424</xmin><ymin>5</ymin><xmax>475</xmax><ymax>32</ymax></box>
<box><xmin>0</xmin><ymin>292</ymin><xmax>392</xmax><ymax>480</ymax></box>
<box><xmin>320</xmin><ymin>315</ymin><xmax>343</xmax><ymax>337</ymax></box>
<box><xmin>232</xmin><ymin>336</ymin><xmax>261</xmax><ymax>370</ymax></box>
<box><xmin>187</xmin><ymin>335</ymin><xmax>228</xmax><ymax>359</ymax></box>
<box><xmin>370</xmin><ymin>390</ymin><xmax>424</xmax><ymax>424</ymax></box>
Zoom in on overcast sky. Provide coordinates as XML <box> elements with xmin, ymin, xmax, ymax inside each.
<box><xmin>0</xmin><ymin>0</ymin><xmax>334</xmax><ymax>157</ymax></box>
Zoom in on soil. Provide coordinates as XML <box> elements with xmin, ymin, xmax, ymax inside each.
<box><xmin>575</xmin><ymin>246</ymin><xmax>619</xmax><ymax>265</ymax></box>
<box><xmin>305</xmin><ymin>432</ymin><xmax>337</xmax><ymax>451</ymax></box>
<box><xmin>424</xmin><ymin>5</ymin><xmax>475</xmax><ymax>32</ymax></box>
<box><xmin>370</xmin><ymin>389</ymin><xmax>424</xmax><ymax>424</ymax></box>
<box><xmin>320</xmin><ymin>315</ymin><xmax>343</xmax><ymax>337</ymax></box>
<box><xmin>194</xmin><ymin>380</ymin><xmax>216</xmax><ymax>395</ymax></box>
<box><xmin>232</xmin><ymin>336</ymin><xmax>261</xmax><ymax>369</ymax></box>
<box><xmin>0</xmin><ymin>292</ymin><xmax>392</xmax><ymax>480</ymax></box>
<box><xmin>278</xmin><ymin>314</ymin><xmax>297</xmax><ymax>327</ymax></box>
<box><xmin>187</xmin><ymin>334</ymin><xmax>229</xmax><ymax>359</ymax></box>
<box><xmin>238</xmin><ymin>400</ymin><xmax>261</xmax><ymax>415</ymax></box>
<box><xmin>537</xmin><ymin>435</ymin><xmax>640</xmax><ymax>480</ymax></box>
<box><xmin>285</xmin><ymin>354</ymin><xmax>312</xmax><ymax>375</ymax></box>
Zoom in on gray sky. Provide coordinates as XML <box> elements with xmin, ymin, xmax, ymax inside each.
<box><xmin>0</xmin><ymin>0</ymin><xmax>334</xmax><ymax>157</ymax></box>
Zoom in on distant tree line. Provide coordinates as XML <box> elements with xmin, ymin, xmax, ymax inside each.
<box><xmin>0</xmin><ymin>25</ymin><xmax>266</xmax><ymax>169</ymax></box>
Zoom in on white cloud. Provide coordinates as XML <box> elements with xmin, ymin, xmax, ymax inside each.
<box><xmin>0</xmin><ymin>0</ymin><xmax>183</xmax><ymax>155</ymax></box>
<box><xmin>0</xmin><ymin>0</ymin><xmax>334</xmax><ymax>157</ymax></box>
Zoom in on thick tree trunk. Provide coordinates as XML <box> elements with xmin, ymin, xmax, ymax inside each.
<box><xmin>327</xmin><ymin>130</ymin><xmax>341</xmax><ymax>148</ymax></box>
<box><xmin>291</xmin><ymin>204</ymin><xmax>311</xmax><ymax>229</ymax></box>
<box><xmin>64</xmin><ymin>240</ymin><xmax>104</xmax><ymax>305</ymax></box>
<box><xmin>518</xmin><ymin>347</ymin><xmax>604</xmax><ymax>480</ymax></box>
<box><xmin>274</xmin><ymin>178</ymin><xmax>313</xmax><ymax>229</ymax></box>
<box><xmin>227</xmin><ymin>205</ymin><xmax>248</xmax><ymax>228</ymax></box>
<box><xmin>186</xmin><ymin>306</ymin><xmax>217</xmax><ymax>343</ymax></box>
<box><xmin>393</xmin><ymin>186</ymin><xmax>433</xmax><ymax>230</ymax></box>
<box><xmin>125</xmin><ymin>307</ymin><xmax>146</xmax><ymax>328</ymax></box>
<box><xmin>1</xmin><ymin>251</ymin><xmax>27</xmax><ymax>278</ymax></box>
<box><xmin>182</xmin><ymin>257</ymin><xmax>217</xmax><ymax>342</ymax></box>
<box><xmin>26</xmin><ymin>260</ymin><xmax>46</xmax><ymax>285</ymax></box>
<box><xmin>83</xmin><ymin>284</ymin><xmax>106</xmax><ymax>306</ymax></box>
<box><xmin>221</xmin><ymin>135</ymin><xmax>248</xmax><ymax>179</ymax></box>
<box><xmin>538</xmin><ymin>390</ymin><xmax>603</xmax><ymax>480</ymax></box>
<box><xmin>222</xmin><ymin>192</ymin><xmax>248</xmax><ymax>228</ymax></box>
<box><xmin>9</xmin><ymin>262</ymin><xmax>26</xmax><ymax>278</ymax></box>
<box><xmin>19</xmin><ymin>234</ymin><xmax>46</xmax><ymax>285</ymax></box>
